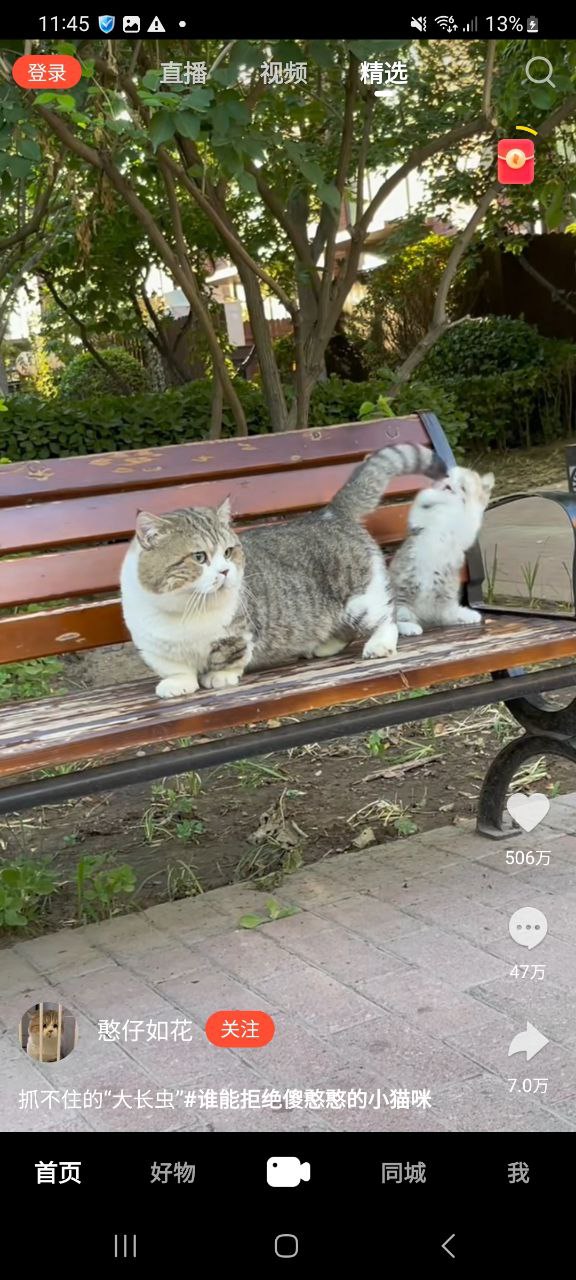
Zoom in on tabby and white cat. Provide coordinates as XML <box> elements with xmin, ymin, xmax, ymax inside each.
<box><xmin>121</xmin><ymin>443</ymin><xmax>445</xmax><ymax>698</ymax></box>
<box><xmin>390</xmin><ymin>465</ymin><xmax>495</xmax><ymax>635</ymax></box>
<box><xmin>26</xmin><ymin>1008</ymin><xmax>62</xmax><ymax>1062</ymax></box>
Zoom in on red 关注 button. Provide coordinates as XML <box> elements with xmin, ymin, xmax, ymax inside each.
<box><xmin>205</xmin><ymin>1010</ymin><xmax>275</xmax><ymax>1047</ymax></box>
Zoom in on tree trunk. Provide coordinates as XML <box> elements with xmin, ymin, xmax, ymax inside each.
<box><xmin>208</xmin><ymin>372</ymin><xmax>224</xmax><ymax>439</ymax></box>
<box><xmin>0</xmin><ymin>347</ymin><xmax>9</xmax><ymax>398</ymax></box>
<box><xmin>235</xmin><ymin>262</ymin><xmax>289</xmax><ymax>432</ymax></box>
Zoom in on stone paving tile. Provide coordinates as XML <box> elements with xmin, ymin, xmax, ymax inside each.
<box><xmin>256</xmin><ymin>964</ymin><xmax>382</xmax><ymax>1036</ymax></box>
<box><xmin>194</xmin><ymin>929</ymin><xmax>309</xmax><ymax>986</ymax></box>
<box><xmin>406</xmin><ymin>861</ymin><xmax>527</xmax><ymax>909</ymax></box>
<box><xmin>270</xmin><ymin>870</ymin><xmax>354</xmax><ymax>909</ymax></box>
<box><xmin>432</xmin><ymin>1072</ymin><xmax>575</xmax><ymax>1132</ymax></box>
<box><xmin>120</xmin><ymin>1027</ymin><xmax>267</xmax><ymax>1090</ymax></box>
<box><xmin>3</xmin><ymin>801</ymin><xmax>576</xmax><ymax>1132</ymax></box>
<box><xmin>55</xmin><ymin>967</ymin><xmax>179</xmax><ymax>1022</ymax></box>
<box><xmin>537</xmin><ymin>835</ymin><xmax>576</xmax><ymax>865</ymax></box>
<box><xmin>315</xmin><ymin>894</ymin><xmax>424</xmax><ymax>944</ymax></box>
<box><xmin>383</xmin><ymin>925</ymin><xmax>508</xmax><ymax>990</ymax></box>
<box><xmin>512</xmin><ymin>863</ymin><xmax>576</xmax><ymax>895</ymax></box>
<box><xmin>468</xmin><ymin>976</ymin><xmax>576</xmax><ymax>1046</ymax></box>
<box><xmin>527</xmin><ymin>890</ymin><xmax>576</xmax><ymax>944</ymax></box>
<box><xmin>156</xmin><ymin>970</ymin><xmax>281</xmax><ymax>1026</ymax></box>
<box><xmin>550</xmin><ymin>1094</ymin><xmax>576</xmax><ymax>1124</ymax></box>
<box><xmin>397</xmin><ymin>890</ymin><xmax>510</xmax><ymax>948</ymax></box>
<box><xmin>197</xmin><ymin>1108</ymin><xmax>333</xmax><ymax>1133</ymax></box>
<box><xmin>0</xmin><ymin>981</ymin><xmax>66</xmax><ymax>1033</ymax></box>
<box><xmin>231</xmin><ymin>1018</ymin><xmax>359</xmax><ymax>1088</ymax></box>
<box><xmin>316</xmin><ymin>853</ymin><xmax>419</xmax><ymax>897</ymax></box>
<box><xmin>118</xmin><ymin>943</ymin><xmax>212</xmax><ymax>986</ymax></box>
<box><xmin>415</xmin><ymin>826</ymin><xmax>500</xmax><ymax>860</ymax></box>
<box><xmin>541</xmin><ymin>802</ymin><xmax>576</xmax><ymax>834</ymax></box>
<box><xmin>80</xmin><ymin>913</ymin><xmax>168</xmax><ymax>953</ymax></box>
<box><xmin>144</xmin><ymin>898</ymin><xmax>230</xmax><ymax>942</ymax></box>
<box><xmin>256</xmin><ymin>920</ymin><xmax>409</xmax><ymax>988</ymax></box>
<box><xmin>382</xmin><ymin>842</ymin><xmax>467</xmax><ymax>877</ymax></box>
<box><xmin>0</xmin><ymin>951</ymin><xmax>46</xmax><ymax>996</ymax></box>
<box><xmin>355</xmin><ymin>972</ymin><xmax>511</xmax><ymax>1039</ymax></box>
<box><xmin>330</xmin><ymin>1012</ymin><xmax>480</xmax><ymax>1089</ymax></box>
<box><xmin>13</xmin><ymin>932</ymin><xmax>115</xmax><ymax>981</ymax></box>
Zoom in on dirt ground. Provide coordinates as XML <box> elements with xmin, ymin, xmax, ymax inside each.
<box><xmin>1</xmin><ymin>439</ymin><xmax>575</xmax><ymax>939</ymax></box>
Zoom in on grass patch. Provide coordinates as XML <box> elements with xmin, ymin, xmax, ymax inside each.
<box><xmin>0</xmin><ymin>656</ymin><xmax>64</xmax><ymax>702</ymax></box>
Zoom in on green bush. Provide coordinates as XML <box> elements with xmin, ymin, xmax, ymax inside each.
<box><xmin>0</xmin><ymin>380</ymin><xmax>270</xmax><ymax>459</ymax></box>
<box><xmin>2</xmin><ymin>346</ymin><xmax>574</xmax><ymax>462</ymax></box>
<box><xmin>421</xmin><ymin>317</ymin><xmax>576</xmax><ymax>448</ymax></box>
<box><xmin>58</xmin><ymin>347</ymin><xmax>150</xmax><ymax>399</ymax></box>
<box><xmin>422</xmin><ymin>315</ymin><xmax>545</xmax><ymax>379</ymax></box>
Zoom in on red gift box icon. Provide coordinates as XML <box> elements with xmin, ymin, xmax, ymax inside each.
<box><xmin>497</xmin><ymin>138</ymin><xmax>535</xmax><ymax>185</ymax></box>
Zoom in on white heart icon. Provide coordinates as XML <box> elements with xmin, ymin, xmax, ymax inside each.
<box><xmin>506</xmin><ymin>792</ymin><xmax>551</xmax><ymax>833</ymax></box>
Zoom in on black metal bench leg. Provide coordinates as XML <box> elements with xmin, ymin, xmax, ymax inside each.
<box><xmin>492</xmin><ymin>666</ymin><xmax>576</xmax><ymax>738</ymax></box>
<box><xmin>477</xmin><ymin>731</ymin><xmax>576</xmax><ymax>839</ymax></box>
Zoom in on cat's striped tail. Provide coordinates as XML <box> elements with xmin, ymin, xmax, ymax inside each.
<box><xmin>329</xmin><ymin>443</ymin><xmax>446</xmax><ymax>521</ymax></box>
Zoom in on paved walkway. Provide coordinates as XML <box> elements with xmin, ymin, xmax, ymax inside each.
<box><xmin>3</xmin><ymin>797</ymin><xmax>576</xmax><ymax>1133</ymax></box>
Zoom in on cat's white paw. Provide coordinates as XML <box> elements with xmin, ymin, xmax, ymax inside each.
<box><xmin>457</xmin><ymin>607</ymin><xmax>482</xmax><ymax>625</ymax></box>
<box><xmin>200</xmin><ymin>669</ymin><xmax>241</xmax><ymax>690</ymax></box>
<box><xmin>155</xmin><ymin>675</ymin><xmax>199</xmax><ymax>698</ymax></box>
<box><xmin>362</xmin><ymin>622</ymin><xmax>398</xmax><ymax>659</ymax></box>
<box><xmin>397</xmin><ymin>620</ymin><xmax>423</xmax><ymax>637</ymax></box>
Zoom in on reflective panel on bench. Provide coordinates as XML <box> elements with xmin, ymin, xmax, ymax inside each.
<box><xmin>470</xmin><ymin>492</ymin><xmax>576</xmax><ymax>618</ymax></box>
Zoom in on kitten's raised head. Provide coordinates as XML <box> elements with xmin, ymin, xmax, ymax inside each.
<box><xmin>435</xmin><ymin>466</ymin><xmax>495</xmax><ymax>508</ymax></box>
<box><xmin>29</xmin><ymin>1010</ymin><xmax>60</xmax><ymax>1039</ymax></box>
<box><xmin>134</xmin><ymin>500</ymin><xmax>244</xmax><ymax>599</ymax></box>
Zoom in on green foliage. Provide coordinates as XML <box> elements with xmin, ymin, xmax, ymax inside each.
<box><xmin>422</xmin><ymin>318</ymin><xmax>576</xmax><ymax>449</ymax></box>
<box><xmin>0</xmin><ymin>657</ymin><xmax>64</xmax><ymax>702</ymax></box>
<box><xmin>347</xmin><ymin>234</ymin><xmax>455</xmax><ymax>369</ymax></box>
<box><xmin>239</xmin><ymin>898</ymin><xmax>300</xmax><ymax>929</ymax></box>
<box><xmin>58</xmin><ymin>347</ymin><xmax>151</xmax><ymax>399</ymax></box>
<box><xmin>357</xmin><ymin>378</ymin><xmax>468</xmax><ymax>451</ymax></box>
<box><xmin>421</xmin><ymin>316</ymin><xmax>545</xmax><ymax>379</ymax></box>
<box><xmin>75</xmin><ymin>853</ymin><xmax>136</xmax><ymax>923</ymax></box>
<box><xmin>0</xmin><ymin>861</ymin><xmax>60</xmax><ymax>930</ymax></box>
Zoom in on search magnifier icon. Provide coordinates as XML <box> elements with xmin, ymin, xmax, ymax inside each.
<box><xmin>524</xmin><ymin>56</ymin><xmax>555</xmax><ymax>88</ymax></box>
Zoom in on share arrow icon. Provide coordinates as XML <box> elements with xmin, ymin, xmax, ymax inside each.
<box><xmin>508</xmin><ymin>1021</ymin><xmax>549</xmax><ymax>1061</ymax></box>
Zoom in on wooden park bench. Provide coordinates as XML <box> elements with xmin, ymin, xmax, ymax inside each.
<box><xmin>2</xmin><ymin>410</ymin><xmax>576</xmax><ymax>837</ymax></box>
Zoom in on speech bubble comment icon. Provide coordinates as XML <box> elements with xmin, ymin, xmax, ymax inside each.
<box><xmin>509</xmin><ymin>906</ymin><xmax>548</xmax><ymax>950</ymax></box>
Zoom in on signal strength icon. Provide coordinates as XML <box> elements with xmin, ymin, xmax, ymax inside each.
<box><xmin>435</xmin><ymin>15</ymin><xmax>459</xmax><ymax>31</ymax></box>
<box><xmin>463</xmin><ymin>16</ymin><xmax>478</xmax><ymax>32</ymax></box>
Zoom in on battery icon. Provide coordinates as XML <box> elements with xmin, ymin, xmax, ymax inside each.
<box><xmin>527</xmin><ymin>16</ymin><xmax>539</xmax><ymax>30</ymax></box>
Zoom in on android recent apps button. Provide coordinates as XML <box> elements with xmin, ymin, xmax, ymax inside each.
<box><xmin>205</xmin><ymin>1009</ymin><xmax>275</xmax><ymax>1047</ymax></box>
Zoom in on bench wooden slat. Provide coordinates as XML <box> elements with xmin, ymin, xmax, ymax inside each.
<box><xmin>0</xmin><ymin>505</ymin><xmax>413</xmax><ymax>611</ymax></box>
<box><xmin>0</xmin><ymin>417</ymin><xmax>429</xmax><ymax>505</ymax></box>
<box><xmin>0</xmin><ymin>464</ymin><xmax>430</xmax><ymax>556</ymax></box>
<box><xmin>1</xmin><ymin>616</ymin><xmax>575</xmax><ymax>778</ymax></box>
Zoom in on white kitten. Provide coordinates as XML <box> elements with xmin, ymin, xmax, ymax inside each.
<box><xmin>390</xmin><ymin>466</ymin><xmax>495</xmax><ymax>635</ymax></box>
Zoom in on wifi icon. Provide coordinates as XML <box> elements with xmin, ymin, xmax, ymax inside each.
<box><xmin>435</xmin><ymin>15</ymin><xmax>459</xmax><ymax>31</ymax></box>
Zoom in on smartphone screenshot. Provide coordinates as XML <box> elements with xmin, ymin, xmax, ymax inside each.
<box><xmin>1</xmin><ymin>10</ymin><xmax>576</xmax><ymax>1266</ymax></box>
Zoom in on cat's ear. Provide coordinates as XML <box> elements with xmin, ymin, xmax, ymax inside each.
<box><xmin>217</xmin><ymin>497</ymin><xmax>232</xmax><ymax>523</ymax></box>
<box><xmin>135</xmin><ymin>510</ymin><xmax>171</xmax><ymax>550</ymax></box>
<box><xmin>481</xmin><ymin>473</ymin><xmax>495</xmax><ymax>501</ymax></box>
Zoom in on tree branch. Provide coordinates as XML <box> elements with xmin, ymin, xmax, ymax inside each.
<box><xmin>40</xmin><ymin>271</ymin><xmax>133</xmax><ymax>392</ymax></box>
<box><xmin>159</xmin><ymin>150</ymin><xmax>298</xmax><ymax>318</ymax></box>
<box><xmin>388</xmin><ymin>184</ymin><xmax>499</xmax><ymax>390</ymax></box>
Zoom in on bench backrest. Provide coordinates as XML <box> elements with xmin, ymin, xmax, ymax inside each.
<box><xmin>0</xmin><ymin>412</ymin><xmax>455</xmax><ymax>663</ymax></box>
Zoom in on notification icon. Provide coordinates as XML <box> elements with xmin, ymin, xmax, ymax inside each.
<box><xmin>497</xmin><ymin>138</ymin><xmax>535</xmax><ymax>185</ymax></box>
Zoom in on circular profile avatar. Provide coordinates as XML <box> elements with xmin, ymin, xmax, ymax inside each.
<box><xmin>20</xmin><ymin>1002</ymin><xmax>77</xmax><ymax>1063</ymax></box>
